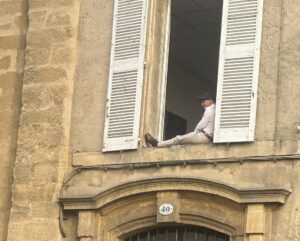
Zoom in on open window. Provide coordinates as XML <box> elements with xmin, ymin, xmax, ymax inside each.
<box><xmin>102</xmin><ymin>0</ymin><xmax>264</xmax><ymax>152</ymax></box>
<box><xmin>164</xmin><ymin>0</ymin><xmax>223</xmax><ymax>138</ymax></box>
<box><xmin>163</xmin><ymin>0</ymin><xmax>264</xmax><ymax>143</ymax></box>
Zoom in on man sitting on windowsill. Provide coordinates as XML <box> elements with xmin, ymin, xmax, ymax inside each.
<box><xmin>145</xmin><ymin>92</ymin><xmax>215</xmax><ymax>147</ymax></box>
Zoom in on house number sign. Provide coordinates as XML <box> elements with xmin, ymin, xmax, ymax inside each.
<box><xmin>159</xmin><ymin>203</ymin><xmax>174</xmax><ymax>215</ymax></box>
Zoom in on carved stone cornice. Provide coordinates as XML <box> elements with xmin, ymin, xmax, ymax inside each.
<box><xmin>59</xmin><ymin>177</ymin><xmax>290</xmax><ymax>210</ymax></box>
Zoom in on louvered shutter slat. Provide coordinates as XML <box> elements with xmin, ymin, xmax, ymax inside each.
<box><xmin>103</xmin><ymin>0</ymin><xmax>148</xmax><ymax>152</ymax></box>
<box><xmin>214</xmin><ymin>0</ymin><xmax>264</xmax><ymax>143</ymax></box>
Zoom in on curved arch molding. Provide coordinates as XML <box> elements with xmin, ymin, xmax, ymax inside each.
<box><xmin>59</xmin><ymin>177</ymin><xmax>290</xmax><ymax>210</ymax></box>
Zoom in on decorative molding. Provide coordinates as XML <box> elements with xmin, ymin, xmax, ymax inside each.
<box><xmin>59</xmin><ymin>177</ymin><xmax>290</xmax><ymax>210</ymax></box>
<box><xmin>111</xmin><ymin>214</ymin><xmax>237</xmax><ymax>239</ymax></box>
<box><xmin>111</xmin><ymin>215</ymin><xmax>157</xmax><ymax>238</ymax></box>
<box><xmin>180</xmin><ymin>213</ymin><xmax>236</xmax><ymax>236</ymax></box>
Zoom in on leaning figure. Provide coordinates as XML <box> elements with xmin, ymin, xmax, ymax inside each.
<box><xmin>145</xmin><ymin>92</ymin><xmax>215</xmax><ymax>147</ymax></box>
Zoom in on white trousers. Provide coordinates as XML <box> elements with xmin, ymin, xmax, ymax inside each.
<box><xmin>158</xmin><ymin>132</ymin><xmax>210</xmax><ymax>147</ymax></box>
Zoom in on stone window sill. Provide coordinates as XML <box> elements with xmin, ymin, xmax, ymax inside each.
<box><xmin>73</xmin><ymin>140</ymin><xmax>300</xmax><ymax>166</ymax></box>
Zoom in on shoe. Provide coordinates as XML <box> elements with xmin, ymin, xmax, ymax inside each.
<box><xmin>145</xmin><ymin>133</ymin><xmax>158</xmax><ymax>147</ymax></box>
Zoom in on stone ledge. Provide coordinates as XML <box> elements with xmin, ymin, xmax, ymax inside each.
<box><xmin>73</xmin><ymin>140</ymin><xmax>300</xmax><ymax>166</ymax></box>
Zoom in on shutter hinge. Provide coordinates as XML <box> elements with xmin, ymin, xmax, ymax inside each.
<box><xmin>144</xmin><ymin>61</ymin><xmax>147</xmax><ymax>68</ymax></box>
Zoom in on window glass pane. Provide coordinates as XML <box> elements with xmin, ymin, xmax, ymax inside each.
<box><xmin>157</xmin><ymin>228</ymin><xmax>166</xmax><ymax>241</ymax></box>
<box><xmin>139</xmin><ymin>232</ymin><xmax>149</xmax><ymax>241</ymax></box>
<box><xmin>196</xmin><ymin>232</ymin><xmax>207</xmax><ymax>241</ymax></box>
<box><xmin>131</xmin><ymin>235</ymin><xmax>138</xmax><ymax>241</ymax></box>
<box><xmin>185</xmin><ymin>227</ymin><xmax>196</xmax><ymax>241</ymax></box>
<box><xmin>216</xmin><ymin>232</ymin><xmax>227</xmax><ymax>241</ymax></box>
<box><xmin>166</xmin><ymin>227</ymin><xmax>177</xmax><ymax>241</ymax></box>
<box><xmin>177</xmin><ymin>227</ymin><xmax>184</xmax><ymax>241</ymax></box>
<box><xmin>150</xmin><ymin>230</ymin><xmax>156</xmax><ymax>241</ymax></box>
<box><xmin>207</xmin><ymin>230</ymin><xmax>216</xmax><ymax>241</ymax></box>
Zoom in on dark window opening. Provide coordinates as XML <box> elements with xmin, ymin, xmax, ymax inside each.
<box><xmin>164</xmin><ymin>0</ymin><xmax>223</xmax><ymax>139</ymax></box>
<box><xmin>164</xmin><ymin>111</ymin><xmax>187</xmax><ymax>140</ymax></box>
<box><xmin>124</xmin><ymin>225</ymin><xmax>230</xmax><ymax>241</ymax></box>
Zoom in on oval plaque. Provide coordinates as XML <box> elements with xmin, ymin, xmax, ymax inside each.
<box><xmin>159</xmin><ymin>203</ymin><xmax>174</xmax><ymax>216</ymax></box>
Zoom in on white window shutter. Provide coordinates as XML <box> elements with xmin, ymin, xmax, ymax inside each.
<box><xmin>214</xmin><ymin>0</ymin><xmax>264</xmax><ymax>143</ymax></box>
<box><xmin>103</xmin><ymin>0</ymin><xmax>148</xmax><ymax>152</ymax></box>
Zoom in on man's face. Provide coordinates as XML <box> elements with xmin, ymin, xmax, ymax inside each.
<box><xmin>201</xmin><ymin>99</ymin><xmax>214</xmax><ymax>108</ymax></box>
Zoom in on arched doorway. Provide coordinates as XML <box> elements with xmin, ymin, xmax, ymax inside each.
<box><xmin>124</xmin><ymin>225</ymin><xmax>229</xmax><ymax>241</ymax></box>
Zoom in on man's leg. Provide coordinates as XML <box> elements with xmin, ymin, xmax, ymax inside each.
<box><xmin>157</xmin><ymin>136</ymin><xmax>178</xmax><ymax>147</ymax></box>
<box><xmin>180</xmin><ymin>132</ymin><xmax>210</xmax><ymax>144</ymax></box>
<box><xmin>158</xmin><ymin>132</ymin><xmax>209</xmax><ymax>147</ymax></box>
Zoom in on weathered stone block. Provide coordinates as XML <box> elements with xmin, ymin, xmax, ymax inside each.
<box><xmin>0</xmin><ymin>1</ymin><xmax>25</xmax><ymax>16</ymax></box>
<box><xmin>7</xmin><ymin>222</ymin><xmax>25</xmax><ymax>241</ymax></box>
<box><xmin>0</xmin><ymin>23</ymin><xmax>11</xmax><ymax>31</ymax></box>
<box><xmin>21</xmin><ymin>85</ymin><xmax>66</xmax><ymax>115</ymax></box>
<box><xmin>13</xmin><ymin>184</ymin><xmax>56</xmax><ymax>202</ymax></box>
<box><xmin>0</xmin><ymin>72</ymin><xmax>18</xmax><ymax>89</ymax></box>
<box><xmin>29</xmin><ymin>201</ymin><xmax>58</xmax><ymax>218</ymax></box>
<box><xmin>23</xmin><ymin>67</ymin><xmax>67</xmax><ymax>84</ymax></box>
<box><xmin>0</xmin><ymin>110</ymin><xmax>13</xmax><ymax>142</ymax></box>
<box><xmin>0</xmin><ymin>72</ymin><xmax>19</xmax><ymax>110</ymax></box>
<box><xmin>12</xmin><ymin>162</ymin><xmax>31</xmax><ymax>184</ymax></box>
<box><xmin>31</xmin><ymin>161</ymin><xmax>59</xmax><ymax>183</ymax></box>
<box><xmin>0</xmin><ymin>15</ymin><xmax>26</xmax><ymax>36</ymax></box>
<box><xmin>27</xmin><ymin>28</ymin><xmax>73</xmax><ymax>48</ymax></box>
<box><xmin>0</xmin><ymin>161</ymin><xmax>13</xmax><ymax>183</ymax></box>
<box><xmin>23</xmin><ymin>221</ymin><xmax>60</xmax><ymax>241</ymax></box>
<box><xmin>0</xmin><ymin>56</ymin><xmax>11</xmax><ymax>70</ymax></box>
<box><xmin>51</xmin><ymin>45</ymin><xmax>73</xmax><ymax>64</ymax></box>
<box><xmin>78</xmin><ymin>211</ymin><xmax>95</xmax><ymax>238</ymax></box>
<box><xmin>25</xmin><ymin>47</ymin><xmax>50</xmax><ymax>66</ymax></box>
<box><xmin>246</xmin><ymin>204</ymin><xmax>266</xmax><ymax>234</ymax></box>
<box><xmin>8</xmin><ymin>201</ymin><xmax>30</xmax><ymax>222</ymax></box>
<box><xmin>0</xmin><ymin>185</ymin><xmax>10</xmax><ymax>205</ymax></box>
<box><xmin>0</xmin><ymin>35</ymin><xmax>25</xmax><ymax>50</ymax></box>
<box><xmin>249</xmin><ymin>234</ymin><xmax>264</xmax><ymax>241</ymax></box>
<box><xmin>21</xmin><ymin>108</ymin><xmax>62</xmax><ymax>124</ymax></box>
<box><xmin>28</xmin><ymin>10</ymin><xmax>47</xmax><ymax>29</ymax></box>
<box><xmin>17</xmin><ymin>122</ymin><xmax>63</xmax><ymax>147</ymax></box>
<box><xmin>46</xmin><ymin>12</ymin><xmax>71</xmax><ymax>26</ymax></box>
<box><xmin>29</xmin><ymin>0</ymin><xmax>74</xmax><ymax>9</ymax></box>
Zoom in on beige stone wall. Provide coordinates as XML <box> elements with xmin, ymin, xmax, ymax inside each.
<box><xmin>1</xmin><ymin>0</ymin><xmax>300</xmax><ymax>241</ymax></box>
<box><xmin>0</xmin><ymin>1</ymin><xmax>27</xmax><ymax>240</ymax></box>
<box><xmin>276</xmin><ymin>0</ymin><xmax>300</xmax><ymax>140</ymax></box>
<box><xmin>70</xmin><ymin>0</ymin><xmax>113</xmax><ymax>152</ymax></box>
<box><xmin>6</xmin><ymin>0</ymin><xmax>79</xmax><ymax>241</ymax></box>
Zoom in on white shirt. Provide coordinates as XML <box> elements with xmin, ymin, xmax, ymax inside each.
<box><xmin>194</xmin><ymin>103</ymin><xmax>216</xmax><ymax>136</ymax></box>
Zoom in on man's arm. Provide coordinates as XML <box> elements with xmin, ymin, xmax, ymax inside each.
<box><xmin>194</xmin><ymin>112</ymin><xmax>209</xmax><ymax>132</ymax></box>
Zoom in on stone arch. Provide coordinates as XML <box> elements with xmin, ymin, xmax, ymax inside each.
<box><xmin>60</xmin><ymin>176</ymin><xmax>289</xmax><ymax>241</ymax></box>
<box><xmin>98</xmin><ymin>191</ymin><xmax>240</xmax><ymax>241</ymax></box>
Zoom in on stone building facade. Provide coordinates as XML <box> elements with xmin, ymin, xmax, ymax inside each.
<box><xmin>1</xmin><ymin>0</ymin><xmax>300</xmax><ymax>241</ymax></box>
